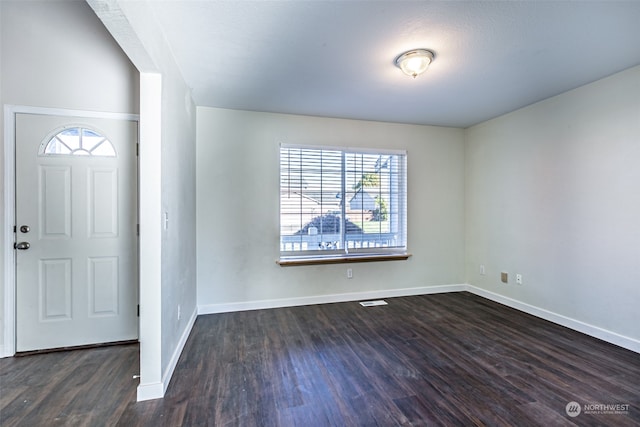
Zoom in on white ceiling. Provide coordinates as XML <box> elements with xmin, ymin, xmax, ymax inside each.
<box><xmin>145</xmin><ymin>1</ymin><xmax>640</xmax><ymax>128</ymax></box>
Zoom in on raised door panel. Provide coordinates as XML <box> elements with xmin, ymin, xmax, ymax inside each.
<box><xmin>88</xmin><ymin>168</ymin><xmax>119</xmax><ymax>238</ymax></box>
<box><xmin>39</xmin><ymin>258</ymin><xmax>72</xmax><ymax>321</ymax></box>
<box><xmin>39</xmin><ymin>166</ymin><xmax>71</xmax><ymax>239</ymax></box>
<box><xmin>88</xmin><ymin>256</ymin><xmax>119</xmax><ymax>316</ymax></box>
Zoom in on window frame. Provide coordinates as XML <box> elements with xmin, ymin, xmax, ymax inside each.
<box><xmin>279</xmin><ymin>143</ymin><xmax>408</xmax><ymax>264</ymax></box>
<box><xmin>39</xmin><ymin>125</ymin><xmax>117</xmax><ymax>157</ymax></box>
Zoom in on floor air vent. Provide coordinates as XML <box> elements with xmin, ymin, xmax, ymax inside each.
<box><xmin>359</xmin><ymin>300</ymin><xmax>388</xmax><ymax>307</ymax></box>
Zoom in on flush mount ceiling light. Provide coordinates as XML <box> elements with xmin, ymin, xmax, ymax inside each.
<box><xmin>395</xmin><ymin>49</ymin><xmax>435</xmax><ymax>78</ymax></box>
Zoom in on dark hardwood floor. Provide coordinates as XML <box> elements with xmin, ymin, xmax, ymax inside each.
<box><xmin>0</xmin><ymin>342</ymin><xmax>138</xmax><ymax>426</ymax></box>
<box><xmin>1</xmin><ymin>292</ymin><xmax>639</xmax><ymax>426</ymax></box>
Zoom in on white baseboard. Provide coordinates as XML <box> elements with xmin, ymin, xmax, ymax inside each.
<box><xmin>136</xmin><ymin>306</ymin><xmax>198</xmax><ymax>402</ymax></box>
<box><xmin>0</xmin><ymin>345</ymin><xmax>6</xmax><ymax>359</ymax></box>
<box><xmin>198</xmin><ymin>283</ymin><xmax>639</xmax><ymax>354</ymax></box>
<box><xmin>136</xmin><ymin>381</ymin><xmax>164</xmax><ymax>402</ymax></box>
<box><xmin>465</xmin><ymin>285</ymin><xmax>640</xmax><ymax>354</ymax></box>
<box><xmin>198</xmin><ymin>284</ymin><xmax>467</xmax><ymax>315</ymax></box>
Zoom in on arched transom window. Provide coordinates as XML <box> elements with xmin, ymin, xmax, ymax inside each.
<box><xmin>41</xmin><ymin>127</ymin><xmax>116</xmax><ymax>157</ymax></box>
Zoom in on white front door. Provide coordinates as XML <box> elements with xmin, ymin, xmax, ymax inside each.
<box><xmin>15</xmin><ymin>113</ymin><xmax>138</xmax><ymax>352</ymax></box>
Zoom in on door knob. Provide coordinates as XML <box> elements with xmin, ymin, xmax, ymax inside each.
<box><xmin>20</xmin><ymin>225</ymin><xmax>30</xmax><ymax>233</ymax></box>
<box><xmin>14</xmin><ymin>242</ymin><xmax>30</xmax><ymax>250</ymax></box>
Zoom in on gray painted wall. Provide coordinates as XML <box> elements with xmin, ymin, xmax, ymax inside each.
<box><xmin>196</xmin><ymin>108</ymin><xmax>466</xmax><ymax>308</ymax></box>
<box><xmin>101</xmin><ymin>0</ymin><xmax>198</xmax><ymax>393</ymax></box>
<box><xmin>465</xmin><ymin>65</ymin><xmax>640</xmax><ymax>342</ymax></box>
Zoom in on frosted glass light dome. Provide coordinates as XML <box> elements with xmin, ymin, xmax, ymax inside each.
<box><xmin>395</xmin><ymin>49</ymin><xmax>434</xmax><ymax>78</ymax></box>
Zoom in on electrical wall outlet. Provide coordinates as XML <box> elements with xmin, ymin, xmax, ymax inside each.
<box><xmin>347</xmin><ymin>268</ymin><xmax>353</xmax><ymax>279</ymax></box>
<box><xmin>480</xmin><ymin>265</ymin><xmax>486</xmax><ymax>275</ymax></box>
<box><xmin>501</xmin><ymin>272</ymin><xmax>508</xmax><ymax>283</ymax></box>
<box><xmin>516</xmin><ymin>274</ymin><xmax>523</xmax><ymax>285</ymax></box>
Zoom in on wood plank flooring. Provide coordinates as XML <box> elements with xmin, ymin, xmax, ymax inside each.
<box><xmin>0</xmin><ymin>342</ymin><xmax>138</xmax><ymax>426</ymax></box>
<box><xmin>1</xmin><ymin>292</ymin><xmax>639</xmax><ymax>426</ymax></box>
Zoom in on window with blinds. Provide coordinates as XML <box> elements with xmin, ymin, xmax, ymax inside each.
<box><xmin>280</xmin><ymin>144</ymin><xmax>407</xmax><ymax>259</ymax></box>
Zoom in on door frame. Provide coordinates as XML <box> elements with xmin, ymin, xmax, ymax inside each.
<box><xmin>3</xmin><ymin>105</ymin><xmax>140</xmax><ymax>356</ymax></box>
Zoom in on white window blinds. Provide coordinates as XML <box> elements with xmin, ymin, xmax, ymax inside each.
<box><xmin>280</xmin><ymin>144</ymin><xmax>407</xmax><ymax>258</ymax></box>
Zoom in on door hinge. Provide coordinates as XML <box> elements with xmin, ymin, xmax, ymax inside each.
<box><xmin>13</xmin><ymin>225</ymin><xmax>16</xmax><ymax>233</ymax></box>
<box><xmin>137</xmin><ymin>304</ymin><xmax>140</xmax><ymax>317</ymax></box>
<box><xmin>136</xmin><ymin>224</ymin><xmax>140</xmax><ymax>236</ymax></box>
<box><xmin>136</xmin><ymin>143</ymin><xmax>139</xmax><ymax>156</ymax></box>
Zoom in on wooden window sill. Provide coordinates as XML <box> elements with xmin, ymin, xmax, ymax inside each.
<box><xmin>277</xmin><ymin>253</ymin><xmax>411</xmax><ymax>266</ymax></box>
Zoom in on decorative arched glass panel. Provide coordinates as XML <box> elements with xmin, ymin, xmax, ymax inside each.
<box><xmin>41</xmin><ymin>127</ymin><xmax>116</xmax><ymax>157</ymax></box>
